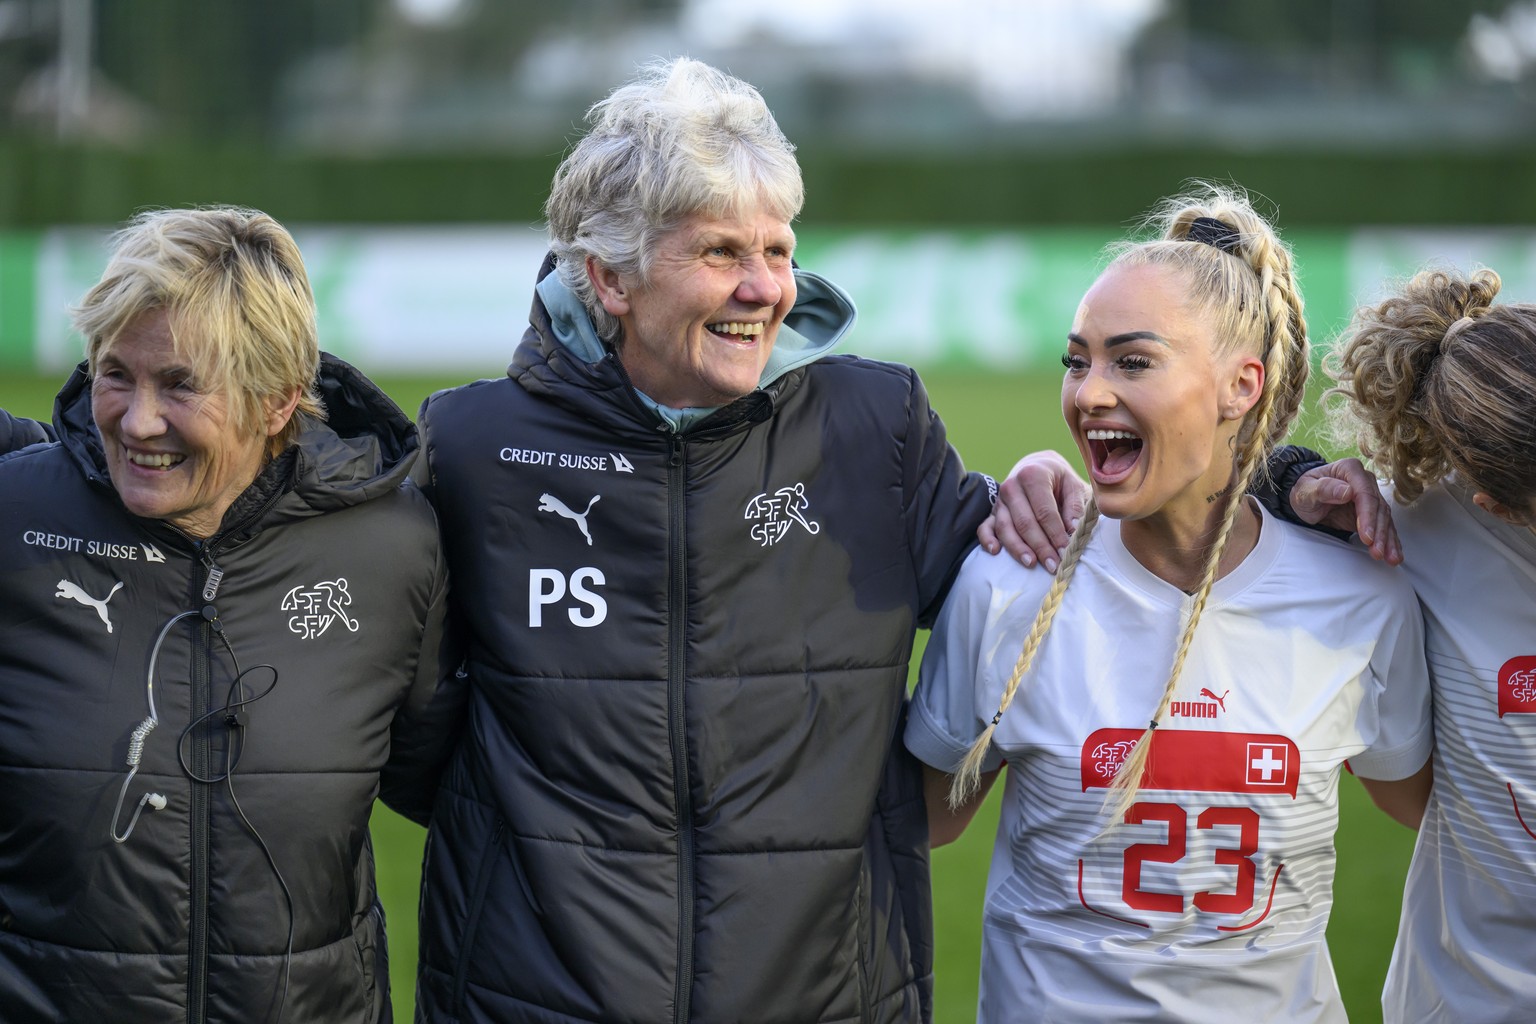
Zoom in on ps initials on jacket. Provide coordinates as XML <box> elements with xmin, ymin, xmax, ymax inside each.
<box><xmin>414</xmin><ymin>263</ymin><xmax>995</xmax><ymax>1024</ymax></box>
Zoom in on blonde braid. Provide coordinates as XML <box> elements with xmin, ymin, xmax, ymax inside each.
<box><xmin>948</xmin><ymin>502</ymin><xmax>1101</xmax><ymax>808</ymax></box>
<box><xmin>1105</xmin><ymin>187</ymin><xmax>1308</xmax><ymax>818</ymax></box>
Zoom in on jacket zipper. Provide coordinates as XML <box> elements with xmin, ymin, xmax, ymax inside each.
<box><xmin>187</xmin><ymin>545</ymin><xmax>218</xmax><ymax>1024</ymax></box>
<box><xmin>183</xmin><ymin>484</ymin><xmax>282</xmax><ymax>1024</ymax></box>
<box><xmin>667</xmin><ymin>435</ymin><xmax>695</xmax><ymax>1024</ymax></box>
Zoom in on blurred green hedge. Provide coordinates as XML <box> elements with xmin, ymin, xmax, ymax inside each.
<box><xmin>2</xmin><ymin>143</ymin><xmax>1532</xmax><ymax>226</ymax></box>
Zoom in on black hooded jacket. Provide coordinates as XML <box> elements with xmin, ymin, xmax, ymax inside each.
<box><xmin>0</xmin><ymin>354</ymin><xmax>454</xmax><ymax>1023</ymax></box>
<box><xmin>412</xmin><ymin>262</ymin><xmax>995</xmax><ymax>1023</ymax></box>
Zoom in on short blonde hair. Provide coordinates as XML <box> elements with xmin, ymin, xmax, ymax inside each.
<box><xmin>73</xmin><ymin>206</ymin><xmax>323</xmax><ymax>454</ymax></box>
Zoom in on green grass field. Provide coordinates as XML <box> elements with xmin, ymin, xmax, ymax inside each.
<box><xmin>0</xmin><ymin>366</ymin><xmax>1413</xmax><ymax>1023</ymax></box>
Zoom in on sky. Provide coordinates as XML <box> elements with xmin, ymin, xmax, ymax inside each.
<box><xmin>680</xmin><ymin>0</ymin><xmax>1163</xmax><ymax>117</ymax></box>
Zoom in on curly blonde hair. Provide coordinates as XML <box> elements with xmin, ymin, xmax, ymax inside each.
<box><xmin>1325</xmin><ymin>267</ymin><xmax>1536</xmax><ymax>509</ymax></box>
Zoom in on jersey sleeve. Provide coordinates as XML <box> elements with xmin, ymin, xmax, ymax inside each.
<box><xmin>905</xmin><ymin>547</ymin><xmax>1008</xmax><ymax>776</ymax></box>
<box><xmin>1347</xmin><ymin>580</ymin><xmax>1434</xmax><ymax>781</ymax></box>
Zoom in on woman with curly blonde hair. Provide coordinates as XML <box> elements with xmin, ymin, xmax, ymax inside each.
<box><xmin>1326</xmin><ymin>266</ymin><xmax>1536</xmax><ymax>1024</ymax></box>
<box><xmin>907</xmin><ymin>187</ymin><xmax>1433</xmax><ymax>1023</ymax></box>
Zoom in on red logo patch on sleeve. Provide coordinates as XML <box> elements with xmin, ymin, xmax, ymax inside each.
<box><xmin>1497</xmin><ymin>656</ymin><xmax>1536</xmax><ymax>718</ymax></box>
<box><xmin>1080</xmin><ymin>728</ymin><xmax>1300</xmax><ymax>799</ymax></box>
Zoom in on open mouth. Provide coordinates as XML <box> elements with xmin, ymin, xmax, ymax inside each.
<box><xmin>128</xmin><ymin>451</ymin><xmax>186</xmax><ymax>471</ymax></box>
<box><xmin>1085</xmin><ymin>428</ymin><xmax>1143</xmax><ymax>482</ymax></box>
<box><xmin>706</xmin><ymin>321</ymin><xmax>764</xmax><ymax>342</ymax></box>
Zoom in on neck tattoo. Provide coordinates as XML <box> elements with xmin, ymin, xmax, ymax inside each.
<box><xmin>1206</xmin><ymin>481</ymin><xmax>1236</xmax><ymax>504</ymax></box>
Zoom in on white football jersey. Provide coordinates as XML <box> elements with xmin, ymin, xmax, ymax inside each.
<box><xmin>909</xmin><ymin>505</ymin><xmax>1433</xmax><ymax>1024</ymax></box>
<box><xmin>1384</xmin><ymin>480</ymin><xmax>1536</xmax><ymax>1024</ymax></box>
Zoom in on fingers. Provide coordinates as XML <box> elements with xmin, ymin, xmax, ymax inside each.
<box><xmin>988</xmin><ymin>474</ymin><xmax>1060</xmax><ymax>569</ymax></box>
<box><xmin>1288</xmin><ymin>472</ymin><xmax>1343</xmax><ymax>526</ymax></box>
<box><xmin>1290</xmin><ymin>460</ymin><xmax>1404</xmax><ymax>564</ymax></box>
<box><xmin>979</xmin><ymin>452</ymin><xmax>1091</xmax><ymax>572</ymax></box>
<box><xmin>1361</xmin><ymin>493</ymin><xmax>1403</xmax><ymax>565</ymax></box>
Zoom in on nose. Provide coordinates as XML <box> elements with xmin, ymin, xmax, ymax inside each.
<box><xmin>120</xmin><ymin>384</ymin><xmax>167</xmax><ymax>439</ymax></box>
<box><xmin>1073</xmin><ymin>364</ymin><xmax>1116</xmax><ymax>414</ymax></box>
<box><xmin>735</xmin><ymin>254</ymin><xmax>785</xmax><ymax>309</ymax></box>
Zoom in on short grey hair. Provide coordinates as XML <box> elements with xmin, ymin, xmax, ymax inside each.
<box><xmin>544</xmin><ymin>57</ymin><xmax>805</xmax><ymax>343</ymax></box>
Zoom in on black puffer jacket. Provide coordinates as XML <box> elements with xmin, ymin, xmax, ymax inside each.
<box><xmin>414</xmin><ymin>263</ymin><xmax>994</xmax><ymax>1023</ymax></box>
<box><xmin>0</xmin><ymin>408</ymin><xmax>52</xmax><ymax>452</ymax></box>
<box><xmin>0</xmin><ymin>355</ymin><xmax>455</xmax><ymax>1023</ymax></box>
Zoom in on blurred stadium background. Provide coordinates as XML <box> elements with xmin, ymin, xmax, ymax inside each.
<box><xmin>2</xmin><ymin>1</ymin><xmax>1534</xmax><ymax>1020</ymax></box>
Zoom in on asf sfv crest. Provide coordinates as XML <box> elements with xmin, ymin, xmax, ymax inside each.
<box><xmin>745</xmin><ymin>483</ymin><xmax>821</xmax><ymax>547</ymax></box>
<box><xmin>282</xmin><ymin>578</ymin><xmax>360</xmax><ymax>639</ymax></box>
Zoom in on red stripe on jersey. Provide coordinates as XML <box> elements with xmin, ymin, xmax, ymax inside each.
<box><xmin>1216</xmin><ymin>863</ymin><xmax>1285</xmax><ymax>932</ymax></box>
<box><xmin>1080</xmin><ymin>728</ymin><xmax>1301</xmax><ymax>798</ymax></box>
<box><xmin>1508</xmin><ymin>783</ymin><xmax>1536</xmax><ymax>841</ymax></box>
<box><xmin>1497</xmin><ymin>656</ymin><xmax>1536</xmax><ymax>718</ymax></box>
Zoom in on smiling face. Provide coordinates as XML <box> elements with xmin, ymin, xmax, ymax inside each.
<box><xmin>1062</xmin><ymin>262</ymin><xmax>1262</xmax><ymax>527</ymax></box>
<box><xmin>91</xmin><ymin>308</ymin><xmax>295</xmax><ymax>538</ymax></box>
<box><xmin>590</xmin><ymin>206</ymin><xmax>797</xmax><ymax>409</ymax></box>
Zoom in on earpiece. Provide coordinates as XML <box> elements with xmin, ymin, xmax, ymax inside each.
<box><xmin>146</xmin><ymin>793</ymin><xmax>167</xmax><ymax>811</ymax></box>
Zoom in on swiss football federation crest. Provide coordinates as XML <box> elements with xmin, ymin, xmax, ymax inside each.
<box><xmin>744</xmin><ymin>483</ymin><xmax>821</xmax><ymax>547</ymax></box>
<box><xmin>1499</xmin><ymin>656</ymin><xmax>1536</xmax><ymax>718</ymax></box>
<box><xmin>282</xmin><ymin>578</ymin><xmax>360</xmax><ymax>639</ymax></box>
<box><xmin>1090</xmin><ymin>738</ymin><xmax>1138</xmax><ymax>781</ymax></box>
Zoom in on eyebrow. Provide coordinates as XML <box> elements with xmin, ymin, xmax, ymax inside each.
<box><xmin>1066</xmin><ymin>330</ymin><xmax>1170</xmax><ymax>348</ymax></box>
<box><xmin>694</xmin><ymin>229</ymin><xmax>797</xmax><ymax>250</ymax></box>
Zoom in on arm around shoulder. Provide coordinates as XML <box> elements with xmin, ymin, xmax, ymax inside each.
<box><xmin>899</xmin><ymin>367</ymin><xmax>996</xmax><ymax>625</ymax></box>
<box><xmin>378</xmin><ymin>528</ymin><xmax>469</xmax><ymax>825</ymax></box>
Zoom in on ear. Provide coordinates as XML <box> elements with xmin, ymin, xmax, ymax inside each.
<box><xmin>262</xmin><ymin>386</ymin><xmax>302</xmax><ymax>439</ymax></box>
<box><xmin>1472</xmin><ymin>490</ymin><xmax>1530</xmax><ymax>527</ymax></box>
<box><xmin>587</xmin><ymin>256</ymin><xmax>631</xmax><ymax>317</ymax></box>
<box><xmin>1221</xmin><ymin>355</ymin><xmax>1265</xmax><ymax>421</ymax></box>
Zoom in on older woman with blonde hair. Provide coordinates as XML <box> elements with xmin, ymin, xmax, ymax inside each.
<box><xmin>0</xmin><ymin>206</ymin><xmax>455</xmax><ymax>1023</ymax></box>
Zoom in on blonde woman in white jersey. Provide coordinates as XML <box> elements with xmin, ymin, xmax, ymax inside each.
<box><xmin>1326</xmin><ymin>267</ymin><xmax>1536</xmax><ymax>1024</ymax></box>
<box><xmin>907</xmin><ymin>186</ymin><xmax>1434</xmax><ymax>1023</ymax></box>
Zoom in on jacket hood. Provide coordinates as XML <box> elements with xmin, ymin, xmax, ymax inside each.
<box><xmin>52</xmin><ymin>352</ymin><xmax>419</xmax><ymax>542</ymax></box>
<box><xmin>526</xmin><ymin>253</ymin><xmax>857</xmax><ymax>431</ymax></box>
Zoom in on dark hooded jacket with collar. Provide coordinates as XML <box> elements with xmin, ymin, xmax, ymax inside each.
<box><xmin>413</xmin><ymin>258</ymin><xmax>996</xmax><ymax>1024</ymax></box>
<box><xmin>0</xmin><ymin>354</ymin><xmax>454</xmax><ymax>1024</ymax></box>
<box><xmin>0</xmin><ymin>408</ymin><xmax>52</xmax><ymax>453</ymax></box>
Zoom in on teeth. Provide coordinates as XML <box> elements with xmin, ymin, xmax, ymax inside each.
<box><xmin>1085</xmin><ymin>429</ymin><xmax>1139</xmax><ymax>441</ymax></box>
<box><xmin>707</xmin><ymin>321</ymin><xmax>764</xmax><ymax>336</ymax></box>
<box><xmin>129</xmin><ymin>452</ymin><xmax>184</xmax><ymax>469</ymax></box>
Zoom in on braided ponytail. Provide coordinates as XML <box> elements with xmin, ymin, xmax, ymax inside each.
<box><xmin>1099</xmin><ymin>185</ymin><xmax>1307</xmax><ymax>815</ymax></box>
<box><xmin>957</xmin><ymin>185</ymin><xmax>1308</xmax><ymax>819</ymax></box>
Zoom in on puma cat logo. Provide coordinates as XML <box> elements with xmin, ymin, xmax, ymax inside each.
<box><xmin>56</xmin><ymin>579</ymin><xmax>124</xmax><ymax>633</ymax></box>
<box><xmin>539</xmin><ymin>493</ymin><xmax>601</xmax><ymax>546</ymax></box>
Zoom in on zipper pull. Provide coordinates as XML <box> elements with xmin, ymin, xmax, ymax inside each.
<box><xmin>200</xmin><ymin>551</ymin><xmax>225</xmax><ymax>602</ymax></box>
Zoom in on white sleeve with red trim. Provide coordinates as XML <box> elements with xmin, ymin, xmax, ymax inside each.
<box><xmin>1339</xmin><ymin>562</ymin><xmax>1433</xmax><ymax>782</ymax></box>
<box><xmin>906</xmin><ymin>545</ymin><xmax>1053</xmax><ymax>777</ymax></box>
